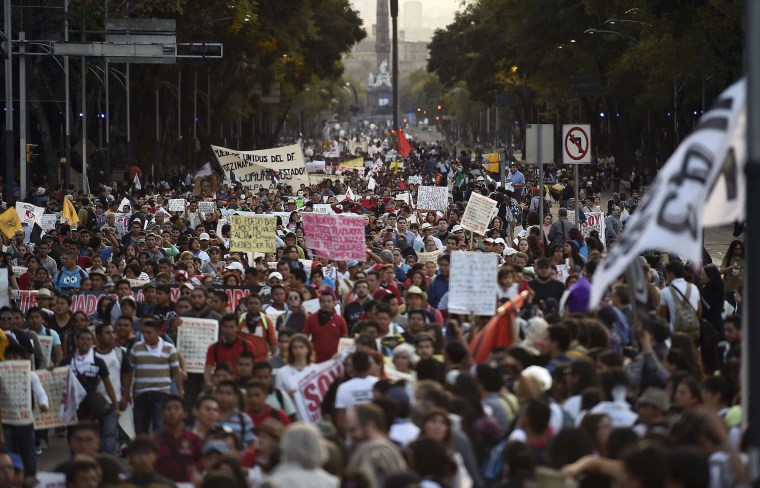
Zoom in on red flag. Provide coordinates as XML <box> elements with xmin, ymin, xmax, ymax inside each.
<box><xmin>469</xmin><ymin>292</ymin><xmax>528</xmax><ymax>364</ymax></box>
<box><xmin>398</xmin><ymin>129</ymin><xmax>412</xmax><ymax>159</ymax></box>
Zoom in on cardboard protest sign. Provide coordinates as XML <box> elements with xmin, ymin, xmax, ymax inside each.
<box><xmin>212</xmin><ymin>143</ymin><xmax>310</xmax><ymax>191</ymax></box>
<box><xmin>408</xmin><ymin>175</ymin><xmax>423</xmax><ymax>185</ymax></box>
<box><xmin>40</xmin><ymin>213</ymin><xmax>59</xmax><ymax>232</ymax></box>
<box><xmin>34</xmin><ymin>367</ymin><xmax>69</xmax><ymax>429</ymax></box>
<box><xmin>461</xmin><ymin>192</ymin><xmax>498</xmax><ymax>235</ymax></box>
<box><xmin>416</xmin><ymin>186</ymin><xmax>449</xmax><ymax>211</ymax></box>
<box><xmin>312</xmin><ymin>204</ymin><xmax>335</xmax><ymax>215</ymax></box>
<box><xmin>38</xmin><ymin>336</ymin><xmax>53</xmax><ymax>365</ymax></box>
<box><xmin>12</xmin><ymin>266</ymin><xmax>26</xmax><ymax>279</ymax></box>
<box><xmin>305</xmin><ymin>161</ymin><xmax>326</xmax><ymax>173</ymax></box>
<box><xmin>0</xmin><ymin>269</ymin><xmax>9</xmax><ymax>308</ymax></box>
<box><xmin>448</xmin><ymin>252</ymin><xmax>499</xmax><ymax>316</ymax></box>
<box><xmin>15</xmin><ymin>202</ymin><xmax>44</xmax><ymax>226</ymax></box>
<box><xmin>341</xmin><ymin>157</ymin><xmax>364</xmax><ymax>167</ymax></box>
<box><xmin>555</xmin><ymin>264</ymin><xmax>571</xmax><ymax>285</ymax></box>
<box><xmin>177</xmin><ymin>318</ymin><xmax>219</xmax><ymax>374</ymax></box>
<box><xmin>0</xmin><ymin>360</ymin><xmax>33</xmax><ymax>425</ymax></box>
<box><xmin>198</xmin><ymin>201</ymin><xmax>216</xmax><ymax>217</ymax></box>
<box><xmin>302</xmin><ymin>298</ymin><xmax>320</xmax><ymax>315</ymax></box>
<box><xmin>168</xmin><ymin>199</ymin><xmax>186</xmax><ymax>212</ymax></box>
<box><xmin>293</xmin><ymin>359</ymin><xmax>344</xmax><ymax>422</ymax></box>
<box><xmin>417</xmin><ymin>250</ymin><xmax>442</xmax><ymax>264</ymax></box>
<box><xmin>581</xmin><ymin>212</ymin><xmax>606</xmax><ymax>238</ymax></box>
<box><xmin>302</xmin><ymin>213</ymin><xmax>366</xmax><ymax>261</ymax></box>
<box><xmin>337</xmin><ymin>337</ymin><xmax>355</xmax><ymax>354</ymax></box>
<box><xmin>230</xmin><ymin>215</ymin><xmax>277</xmax><ymax>253</ymax></box>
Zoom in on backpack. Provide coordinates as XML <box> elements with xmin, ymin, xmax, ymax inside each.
<box><xmin>54</xmin><ymin>268</ymin><xmax>87</xmax><ymax>289</ymax></box>
<box><xmin>213</xmin><ymin>339</ymin><xmax>251</xmax><ymax>364</ymax></box>
<box><xmin>670</xmin><ymin>284</ymin><xmax>700</xmax><ymax>343</ymax></box>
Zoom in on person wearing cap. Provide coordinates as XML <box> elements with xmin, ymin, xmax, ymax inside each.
<box><xmin>633</xmin><ymin>387</ymin><xmax>671</xmax><ymax>437</ymax></box>
<box><xmin>529</xmin><ymin>257</ymin><xmax>566</xmax><ymax>304</ymax></box>
<box><xmin>413</xmin><ymin>223</ymin><xmax>443</xmax><ymax>252</ymax></box>
<box><xmin>403</xmin><ymin>286</ymin><xmax>444</xmax><ymax>326</ymax></box>
<box><xmin>122</xmin><ymin>435</ymin><xmax>176</xmax><ymax>487</ymax></box>
<box><xmin>151</xmin><ymin>395</ymin><xmax>204</xmax><ymax>483</ymax></box>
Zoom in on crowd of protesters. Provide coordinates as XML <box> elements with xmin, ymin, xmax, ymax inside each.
<box><xmin>0</xmin><ymin>141</ymin><xmax>749</xmax><ymax>488</ymax></box>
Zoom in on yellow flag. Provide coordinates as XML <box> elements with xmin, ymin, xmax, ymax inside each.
<box><xmin>0</xmin><ymin>207</ymin><xmax>23</xmax><ymax>239</ymax></box>
<box><xmin>62</xmin><ymin>197</ymin><xmax>80</xmax><ymax>226</ymax></box>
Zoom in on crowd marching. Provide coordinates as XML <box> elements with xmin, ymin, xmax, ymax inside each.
<box><xmin>0</xmin><ymin>138</ymin><xmax>749</xmax><ymax>488</ymax></box>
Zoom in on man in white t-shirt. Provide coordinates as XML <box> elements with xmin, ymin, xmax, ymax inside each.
<box><xmin>657</xmin><ymin>261</ymin><xmax>701</xmax><ymax>332</ymax></box>
<box><xmin>334</xmin><ymin>351</ymin><xmax>378</xmax><ymax>435</ymax></box>
<box><xmin>94</xmin><ymin>323</ymin><xmax>133</xmax><ymax>454</ymax></box>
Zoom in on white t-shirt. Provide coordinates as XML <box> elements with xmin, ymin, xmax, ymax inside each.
<box><xmin>659</xmin><ymin>278</ymin><xmax>700</xmax><ymax>330</ymax></box>
<box><xmin>274</xmin><ymin>364</ymin><xmax>314</xmax><ymax>395</ymax></box>
<box><xmin>589</xmin><ymin>401</ymin><xmax>638</xmax><ymax>428</ymax></box>
<box><xmin>94</xmin><ymin>347</ymin><xmax>125</xmax><ymax>404</ymax></box>
<box><xmin>335</xmin><ymin>375</ymin><xmax>379</xmax><ymax>409</ymax></box>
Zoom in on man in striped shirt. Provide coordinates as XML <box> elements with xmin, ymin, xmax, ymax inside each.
<box><xmin>128</xmin><ymin>319</ymin><xmax>184</xmax><ymax>435</ymax></box>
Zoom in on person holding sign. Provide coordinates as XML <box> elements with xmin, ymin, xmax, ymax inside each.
<box><xmin>2</xmin><ymin>345</ymin><xmax>49</xmax><ymax>481</ymax></box>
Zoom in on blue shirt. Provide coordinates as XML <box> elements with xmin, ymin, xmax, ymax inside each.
<box><xmin>509</xmin><ymin>170</ymin><xmax>526</xmax><ymax>186</ymax></box>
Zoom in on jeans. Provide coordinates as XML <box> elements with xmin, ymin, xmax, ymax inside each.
<box><xmin>133</xmin><ymin>391</ymin><xmax>168</xmax><ymax>435</ymax></box>
<box><xmin>184</xmin><ymin>373</ymin><xmax>204</xmax><ymax>417</ymax></box>
<box><xmin>100</xmin><ymin>409</ymin><xmax>119</xmax><ymax>454</ymax></box>
<box><xmin>3</xmin><ymin>423</ymin><xmax>35</xmax><ymax>476</ymax></box>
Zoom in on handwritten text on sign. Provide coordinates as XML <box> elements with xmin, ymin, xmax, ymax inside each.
<box><xmin>461</xmin><ymin>192</ymin><xmax>498</xmax><ymax>235</ymax></box>
<box><xmin>168</xmin><ymin>199</ymin><xmax>187</xmax><ymax>212</ymax></box>
<box><xmin>448</xmin><ymin>252</ymin><xmax>499</xmax><ymax>316</ymax></box>
<box><xmin>416</xmin><ymin>186</ymin><xmax>449</xmax><ymax>211</ymax></box>
<box><xmin>293</xmin><ymin>359</ymin><xmax>344</xmax><ymax>422</ymax></box>
<box><xmin>230</xmin><ymin>215</ymin><xmax>277</xmax><ymax>253</ymax></box>
<box><xmin>0</xmin><ymin>360</ymin><xmax>32</xmax><ymax>426</ymax></box>
<box><xmin>177</xmin><ymin>318</ymin><xmax>219</xmax><ymax>374</ymax></box>
<box><xmin>212</xmin><ymin>143</ymin><xmax>310</xmax><ymax>191</ymax></box>
<box><xmin>581</xmin><ymin>212</ymin><xmax>606</xmax><ymax>239</ymax></box>
<box><xmin>302</xmin><ymin>213</ymin><xmax>366</xmax><ymax>261</ymax></box>
<box><xmin>34</xmin><ymin>367</ymin><xmax>69</xmax><ymax>429</ymax></box>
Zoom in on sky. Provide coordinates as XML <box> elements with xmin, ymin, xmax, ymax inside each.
<box><xmin>351</xmin><ymin>0</ymin><xmax>461</xmax><ymax>39</ymax></box>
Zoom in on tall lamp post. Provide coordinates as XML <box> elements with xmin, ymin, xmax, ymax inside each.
<box><xmin>4</xmin><ymin>0</ymin><xmax>14</xmax><ymax>204</ymax></box>
<box><xmin>390</xmin><ymin>0</ymin><xmax>399</xmax><ymax>136</ymax></box>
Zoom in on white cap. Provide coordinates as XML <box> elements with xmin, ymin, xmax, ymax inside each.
<box><xmin>199</xmin><ymin>232</ymin><xmax>210</xmax><ymax>240</ymax></box>
<box><xmin>268</xmin><ymin>271</ymin><xmax>284</xmax><ymax>280</ymax></box>
<box><xmin>225</xmin><ymin>262</ymin><xmax>245</xmax><ymax>272</ymax></box>
<box><xmin>451</xmin><ymin>225</ymin><xmax>464</xmax><ymax>232</ymax></box>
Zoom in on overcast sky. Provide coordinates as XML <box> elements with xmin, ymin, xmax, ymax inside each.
<box><xmin>352</xmin><ymin>0</ymin><xmax>461</xmax><ymax>38</ymax></box>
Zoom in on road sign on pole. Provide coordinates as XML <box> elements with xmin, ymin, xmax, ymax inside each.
<box><xmin>525</xmin><ymin>124</ymin><xmax>554</xmax><ymax>164</ymax></box>
<box><xmin>562</xmin><ymin>124</ymin><xmax>591</xmax><ymax>164</ymax></box>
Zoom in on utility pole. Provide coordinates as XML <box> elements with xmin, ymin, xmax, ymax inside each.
<box><xmin>19</xmin><ymin>31</ymin><xmax>26</xmax><ymax>198</ymax></box>
<box><xmin>64</xmin><ymin>0</ymin><xmax>71</xmax><ymax>188</ymax></box>
<box><xmin>4</xmin><ymin>0</ymin><xmax>14</xmax><ymax>204</ymax></box>
<box><xmin>390</xmin><ymin>0</ymin><xmax>399</xmax><ymax>136</ymax></box>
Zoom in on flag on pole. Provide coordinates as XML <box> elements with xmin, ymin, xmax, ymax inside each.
<box><xmin>0</xmin><ymin>207</ymin><xmax>23</xmax><ymax>239</ymax></box>
<box><xmin>469</xmin><ymin>292</ymin><xmax>528</xmax><ymax>364</ymax></box>
<box><xmin>196</xmin><ymin>162</ymin><xmax>213</xmax><ymax>177</ymax></box>
<box><xmin>345</xmin><ymin>186</ymin><xmax>355</xmax><ymax>202</ymax></box>
<box><xmin>62</xmin><ymin>197</ymin><xmax>80</xmax><ymax>226</ymax></box>
<box><xmin>59</xmin><ymin>366</ymin><xmax>86</xmax><ymax>425</ymax></box>
<box><xmin>133</xmin><ymin>173</ymin><xmax>141</xmax><ymax>190</ymax></box>
<box><xmin>398</xmin><ymin>128</ymin><xmax>412</xmax><ymax>159</ymax></box>
<box><xmin>29</xmin><ymin>223</ymin><xmax>43</xmax><ymax>245</ymax></box>
<box><xmin>590</xmin><ymin>78</ymin><xmax>747</xmax><ymax>307</ymax></box>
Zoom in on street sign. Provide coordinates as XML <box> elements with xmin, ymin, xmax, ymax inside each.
<box><xmin>562</xmin><ymin>124</ymin><xmax>591</xmax><ymax>164</ymax></box>
<box><xmin>525</xmin><ymin>124</ymin><xmax>554</xmax><ymax>164</ymax></box>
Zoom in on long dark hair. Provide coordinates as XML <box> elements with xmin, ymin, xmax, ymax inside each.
<box><xmin>721</xmin><ymin>239</ymin><xmax>744</xmax><ymax>267</ymax></box>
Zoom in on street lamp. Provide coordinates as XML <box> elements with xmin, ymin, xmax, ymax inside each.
<box><xmin>583</xmin><ymin>28</ymin><xmax>640</xmax><ymax>44</ymax></box>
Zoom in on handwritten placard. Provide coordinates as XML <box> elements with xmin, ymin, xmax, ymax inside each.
<box><xmin>34</xmin><ymin>366</ymin><xmax>69</xmax><ymax>429</ymax></box>
<box><xmin>12</xmin><ymin>266</ymin><xmax>27</xmax><ymax>279</ymax></box>
<box><xmin>409</xmin><ymin>175</ymin><xmax>423</xmax><ymax>185</ymax></box>
<box><xmin>313</xmin><ymin>204</ymin><xmax>335</xmax><ymax>215</ymax></box>
<box><xmin>302</xmin><ymin>213</ymin><xmax>366</xmax><ymax>261</ymax></box>
<box><xmin>176</xmin><ymin>318</ymin><xmax>219</xmax><ymax>374</ymax></box>
<box><xmin>198</xmin><ymin>201</ymin><xmax>216</xmax><ymax>217</ymax></box>
<box><xmin>0</xmin><ymin>360</ymin><xmax>33</xmax><ymax>425</ymax></box>
<box><xmin>230</xmin><ymin>215</ymin><xmax>277</xmax><ymax>253</ymax></box>
<box><xmin>461</xmin><ymin>192</ymin><xmax>498</xmax><ymax>235</ymax></box>
<box><xmin>448</xmin><ymin>252</ymin><xmax>499</xmax><ymax>315</ymax></box>
<box><xmin>417</xmin><ymin>249</ymin><xmax>442</xmax><ymax>264</ymax></box>
<box><xmin>38</xmin><ymin>336</ymin><xmax>54</xmax><ymax>365</ymax></box>
<box><xmin>416</xmin><ymin>185</ymin><xmax>449</xmax><ymax>211</ymax></box>
<box><xmin>168</xmin><ymin>199</ymin><xmax>187</xmax><ymax>212</ymax></box>
<box><xmin>40</xmin><ymin>214</ymin><xmax>59</xmax><ymax>232</ymax></box>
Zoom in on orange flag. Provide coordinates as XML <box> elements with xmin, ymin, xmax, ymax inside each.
<box><xmin>469</xmin><ymin>291</ymin><xmax>528</xmax><ymax>364</ymax></box>
<box><xmin>398</xmin><ymin>128</ymin><xmax>412</xmax><ymax>159</ymax></box>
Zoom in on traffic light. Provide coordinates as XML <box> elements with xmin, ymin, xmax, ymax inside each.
<box><xmin>437</xmin><ymin>104</ymin><xmax>443</xmax><ymax>110</ymax></box>
<box><xmin>25</xmin><ymin>144</ymin><xmax>38</xmax><ymax>163</ymax></box>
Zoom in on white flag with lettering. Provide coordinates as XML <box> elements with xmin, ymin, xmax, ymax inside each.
<box><xmin>591</xmin><ymin>78</ymin><xmax>746</xmax><ymax>307</ymax></box>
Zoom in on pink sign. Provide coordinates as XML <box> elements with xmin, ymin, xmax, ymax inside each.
<box><xmin>302</xmin><ymin>213</ymin><xmax>366</xmax><ymax>261</ymax></box>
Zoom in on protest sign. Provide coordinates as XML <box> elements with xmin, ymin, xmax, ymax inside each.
<box><xmin>313</xmin><ymin>204</ymin><xmax>335</xmax><ymax>215</ymax></box>
<box><xmin>417</xmin><ymin>249</ymin><xmax>442</xmax><ymax>264</ymax></box>
<box><xmin>581</xmin><ymin>212</ymin><xmax>606</xmax><ymax>238</ymax></box>
<box><xmin>216</xmin><ymin>218</ymin><xmax>228</xmax><ymax>235</ymax></box>
<box><xmin>198</xmin><ymin>201</ymin><xmax>216</xmax><ymax>217</ymax></box>
<box><xmin>567</xmin><ymin>210</ymin><xmax>576</xmax><ymax>225</ymax></box>
<box><xmin>302</xmin><ymin>298</ymin><xmax>320</xmax><ymax>315</ymax></box>
<box><xmin>168</xmin><ymin>199</ymin><xmax>186</xmax><ymax>212</ymax></box>
<box><xmin>177</xmin><ymin>318</ymin><xmax>219</xmax><ymax>374</ymax></box>
<box><xmin>305</xmin><ymin>161</ymin><xmax>326</xmax><ymax>173</ymax></box>
<box><xmin>416</xmin><ymin>186</ymin><xmax>449</xmax><ymax>211</ymax></box>
<box><xmin>34</xmin><ymin>367</ymin><xmax>69</xmax><ymax>430</ymax></box>
<box><xmin>38</xmin><ymin>336</ymin><xmax>53</xmax><ymax>365</ymax></box>
<box><xmin>302</xmin><ymin>213</ymin><xmax>366</xmax><ymax>261</ymax></box>
<box><xmin>230</xmin><ymin>215</ymin><xmax>277</xmax><ymax>253</ymax></box>
<box><xmin>461</xmin><ymin>192</ymin><xmax>498</xmax><ymax>235</ymax></box>
<box><xmin>12</xmin><ymin>266</ymin><xmax>26</xmax><ymax>279</ymax></box>
<box><xmin>337</xmin><ymin>337</ymin><xmax>355</xmax><ymax>354</ymax></box>
<box><xmin>555</xmin><ymin>264</ymin><xmax>571</xmax><ymax>285</ymax></box>
<box><xmin>448</xmin><ymin>252</ymin><xmax>499</xmax><ymax>315</ymax></box>
<box><xmin>212</xmin><ymin>143</ymin><xmax>310</xmax><ymax>191</ymax></box>
<box><xmin>0</xmin><ymin>360</ymin><xmax>32</xmax><ymax>425</ymax></box>
<box><xmin>33</xmin><ymin>472</ymin><xmax>66</xmax><ymax>488</ymax></box>
<box><xmin>293</xmin><ymin>359</ymin><xmax>344</xmax><ymax>422</ymax></box>
<box><xmin>40</xmin><ymin>213</ymin><xmax>59</xmax><ymax>232</ymax></box>
<box><xmin>15</xmin><ymin>202</ymin><xmax>44</xmax><ymax>226</ymax></box>
<box><xmin>341</xmin><ymin>157</ymin><xmax>364</xmax><ymax>167</ymax></box>
<box><xmin>409</xmin><ymin>175</ymin><xmax>423</xmax><ymax>185</ymax></box>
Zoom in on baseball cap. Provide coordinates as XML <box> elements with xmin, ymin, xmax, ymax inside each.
<box><xmin>199</xmin><ymin>232</ymin><xmax>210</xmax><ymax>241</ymax></box>
<box><xmin>521</xmin><ymin>365</ymin><xmax>552</xmax><ymax>392</ymax></box>
<box><xmin>225</xmin><ymin>262</ymin><xmax>245</xmax><ymax>272</ymax></box>
<box><xmin>451</xmin><ymin>225</ymin><xmax>464</xmax><ymax>232</ymax></box>
<box><xmin>268</xmin><ymin>271</ymin><xmax>284</xmax><ymax>281</ymax></box>
<box><xmin>493</xmin><ymin>238</ymin><xmax>507</xmax><ymax>246</ymax></box>
<box><xmin>203</xmin><ymin>440</ymin><xmax>230</xmax><ymax>456</ymax></box>
<box><xmin>484</xmin><ymin>238</ymin><xmax>495</xmax><ymax>244</ymax></box>
<box><xmin>503</xmin><ymin>247</ymin><xmax>517</xmax><ymax>257</ymax></box>
<box><xmin>347</xmin><ymin>260</ymin><xmax>360</xmax><ymax>269</ymax></box>
<box><xmin>420</xmin><ymin>223</ymin><xmax>433</xmax><ymax>230</ymax></box>
<box><xmin>36</xmin><ymin>288</ymin><xmax>53</xmax><ymax>299</ymax></box>
<box><xmin>637</xmin><ymin>387</ymin><xmax>671</xmax><ymax>413</ymax></box>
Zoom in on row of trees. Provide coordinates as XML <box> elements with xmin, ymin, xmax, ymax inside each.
<box><xmin>425</xmin><ymin>0</ymin><xmax>743</xmax><ymax>172</ymax></box>
<box><xmin>9</xmin><ymin>0</ymin><xmax>365</xmax><ymax>185</ymax></box>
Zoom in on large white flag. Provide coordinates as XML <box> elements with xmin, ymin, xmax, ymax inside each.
<box><xmin>196</xmin><ymin>162</ymin><xmax>213</xmax><ymax>177</ymax></box>
<box><xmin>59</xmin><ymin>366</ymin><xmax>86</xmax><ymax>425</ymax></box>
<box><xmin>590</xmin><ymin>79</ymin><xmax>746</xmax><ymax>307</ymax></box>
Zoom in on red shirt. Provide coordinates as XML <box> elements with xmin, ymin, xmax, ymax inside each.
<box><xmin>247</xmin><ymin>405</ymin><xmax>290</xmax><ymax>428</ymax></box>
<box><xmin>303</xmin><ymin>311</ymin><xmax>347</xmax><ymax>363</ymax></box>
<box><xmin>205</xmin><ymin>338</ymin><xmax>255</xmax><ymax>374</ymax></box>
<box><xmin>152</xmin><ymin>429</ymin><xmax>204</xmax><ymax>482</ymax></box>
